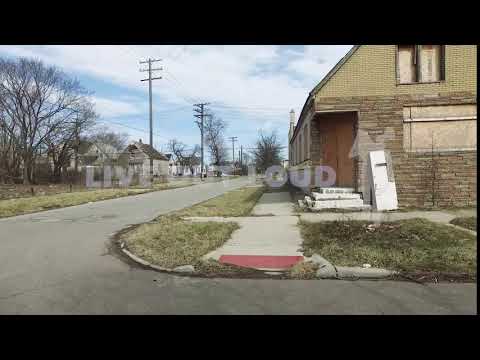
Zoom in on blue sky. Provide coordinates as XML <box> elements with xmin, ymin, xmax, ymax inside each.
<box><xmin>0</xmin><ymin>45</ymin><xmax>352</xmax><ymax>162</ymax></box>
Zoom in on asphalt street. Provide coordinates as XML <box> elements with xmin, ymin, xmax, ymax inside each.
<box><xmin>0</xmin><ymin>177</ymin><xmax>476</xmax><ymax>314</ymax></box>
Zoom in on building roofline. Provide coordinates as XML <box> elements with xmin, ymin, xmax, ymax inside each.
<box><xmin>290</xmin><ymin>45</ymin><xmax>361</xmax><ymax>144</ymax></box>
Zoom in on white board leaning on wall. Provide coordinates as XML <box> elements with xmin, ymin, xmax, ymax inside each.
<box><xmin>368</xmin><ymin>150</ymin><xmax>398</xmax><ymax>211</ymax></box>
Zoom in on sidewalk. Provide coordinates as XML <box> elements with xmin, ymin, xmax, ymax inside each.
<box><xmin>188</xmin><ymin>192</ymin><xmax>304</xmax><ymax>270</ymax></box>
<box><xmin>186</xmin><ymin>191</ymin><xmax>476</xmax><ymax>274</ymax></box>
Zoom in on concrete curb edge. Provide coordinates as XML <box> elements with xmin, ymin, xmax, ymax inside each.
<box><xmin>119</xmin><ymin>241</ymin><xmax>193</xmax><ymax>274</ymax></box>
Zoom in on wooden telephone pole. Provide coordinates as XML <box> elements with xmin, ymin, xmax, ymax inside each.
<box><xmin>228</xmin><ymin>136</ymin><xmax>238</xmax><ymax>175</ymax></box>
<box><xmin>140</xmin><ymin>58</ymin><xmax>162</xmax><ymax>182</ymax></box>
<box><xmin>194</xmin><ymin>103</ymin><xmax>210</xmax><ymax>180</ymax></box>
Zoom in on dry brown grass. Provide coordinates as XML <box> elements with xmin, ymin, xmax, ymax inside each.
<box><xmin>120</xmin><ymin>185</ymin><xmax>265</xmax><ymax>269</ymax></box>
<box><xmin>299</xmin><ymin>218</ymin><xmax>477</xmax><ymax>276</ymax></box>
<box><xmin>288</xmin><ymin>261</ymin><xmax>319</xmax><ymax>279</ymax></box>
<box><xmin>122</xmin><ymin>216</ymin><xmax>240</xmax><ymax>268</ymax></box>
<box><xmin>0</xmin><ymin>181</ymin><xmax>195</xmax><ymax>218</ymax></box>
<box><xmin>174</xmin><ymin>186</ymin><xmax>265</xmax><ymax>218</ymax></box>
<box><xmin>450</xmin><ymin>217</ymin><xmax>477</xmax><ymax>231</ymax></box>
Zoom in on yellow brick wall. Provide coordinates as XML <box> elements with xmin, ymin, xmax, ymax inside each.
<box><xmin>315</xmin><ymin>45</ymin><xmax>477</xmax><ymax>98</ymax></box>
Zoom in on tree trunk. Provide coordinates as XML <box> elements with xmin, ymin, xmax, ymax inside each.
<box><xmin>23</xmin><ymin>160</ymin><xmax>30</xmax><ymax>185</ymax></box>
<box><xmin>53</xmin><ymin>162</ymin><xmax>62</xmax><ymax>183</ymax></box>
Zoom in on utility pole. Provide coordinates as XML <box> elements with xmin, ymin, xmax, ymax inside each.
<box><xmin>73</xmin><ymin>115</ymin><xmax>80</xmax><ymax>177</ymax></box>
<box><xmin>194</xmin><ymin>103</ymin><xmax>210</xmax><ymax>181</ymax></box>
<box><xmin>140</xmin><ymin>58</ymin><xmax>162</xmax><ymax>183</ymax></box>
<box><xmin>240</xmin><ymin>145</ymin><xmax>243</xmax><ymax>175</ymax></box>
<box><xmin>228</xmin><ymin>136</ymin><xmax>238</xmax><ymax>174</ymax></box>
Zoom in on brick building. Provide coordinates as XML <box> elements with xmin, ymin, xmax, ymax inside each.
<box><xmin>288</xmin><ymin>45</ymin><xmax>477</xmax><ymax>208</ymax></box>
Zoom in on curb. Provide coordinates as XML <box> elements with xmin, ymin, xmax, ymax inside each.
<box><xmin>119</xmin><ymin>241</ymin><xmax>194</xmax><ymax>274</ymax></box>
<box><xmin>305</xmin><ymin>253</ymin><xmax>397</xmax><ymax>280</ymax></box>
<box><xmin>335</xmin><ymin>266</ymin><xmax>397</xmax><ymax>279</ymax></box>
<box><xmin>120</xmin><ymin>242</ymin><xmax>397</xmax><ymax>280</ymax></box>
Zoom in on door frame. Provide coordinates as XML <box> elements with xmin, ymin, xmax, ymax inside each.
<box><xmin>314</xmin><ymin>110</ymin><xmax>359</xmax><ymax>189</ymax></box>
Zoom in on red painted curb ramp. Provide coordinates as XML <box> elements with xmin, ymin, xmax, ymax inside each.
<box><xmin>219</xmin><ymin>255</ymin><xmax>303</xmax><ymax>270</ymax></box>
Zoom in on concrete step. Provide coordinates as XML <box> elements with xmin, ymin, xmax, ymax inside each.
<box><xmin>311</xmin><ymin>198</ymin><xmax>367</xmax><ymax>209</ymax></box>
<box><xmin>314</xmin><ymin>187</ymin><xmax>355</xmax><ymax>195</ymax></box>
<box><xmin>311</xmin><ymin>203</ymin><xmax>372</xmax><ymax>211</ymax></box>
<box><xmin>311</xmin><ymin>192</ymin><xmax>362</xmax><ymax>201</ymax></box>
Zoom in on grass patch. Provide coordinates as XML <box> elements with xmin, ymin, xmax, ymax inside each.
<box><xmin>119</xmin><ymin>185</ymin><xmax>265</xmax><ymax>270</ymax></box>
<box><xmin>299</xmin><ymin>218</ymin><xmax>477</xmax><ymax>276</ymax></box>
<box><xmin>450</xmin><ymin>217</ymin><xmax>477</xmax><ymax>231</ymax></box>
<box><xmin>0</xmin><ymin>181</ymin><xmax>197</xmax><ymax>218</ymax></box>
<box><xmin>0</xmin><ymin>183</ymin><xmax>92</xmax><ymax>200</ymax></box>
<box><xmin>122</xmin><ymin>216</ymin><xmax>239</xmax><ymax>268</ymax></box>
<box><xmin>175</xmin><ymin>186</ymin><xmax>265</xmax><ymax>217</ymax></box>
<box><xmin>0</xmin><ymin>188</ymin><xmax>151</xmax><ymax>218</ymax></box>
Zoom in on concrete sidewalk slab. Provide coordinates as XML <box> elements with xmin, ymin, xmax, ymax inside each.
<box><xmin>198</xmin><ymin>216</ymin><xmax>304</xmax><ymax>262</ymax></box>
<box><xmin>251</xmin><ymin>192</ymin><xmax>294</xmax><ymax>216</ymax></box>
<box><xmin>189</xmin><ymin>191</ymin><xmax>304</xmax><ymax>270</ymax></box>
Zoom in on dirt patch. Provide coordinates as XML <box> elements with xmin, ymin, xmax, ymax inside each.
<box><xmin>392</xmin><ymin>271</ymin><xmax>476</xmax><ymax>284</ymax></box>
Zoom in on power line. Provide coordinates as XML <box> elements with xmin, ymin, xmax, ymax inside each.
<box><xmin>162</xmin><ymin>76</ymin><xmax>198</xmax><ymax>105</ymax></box>
<box><xmin>211</xmin><ymin>103</ymin><xmax>291</xmax><ymax>111</ymax></box>
<box><xmin>163</xmin><ymin>68</ymin><xmax>202</xmax><ymax>104</ymax></box>
<box><xmin>97</xmin><ymin>120</ymin><xmax>169</xmax><ymax>142</ymax></box>
<box><xmin>155</xmin><ymin>105</ymin><xmax>192</xmax><ymax>114</ymax></box>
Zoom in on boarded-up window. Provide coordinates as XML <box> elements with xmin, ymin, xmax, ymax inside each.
<box><xmin>403</xmin><ymin>104</ymin><xmax>477</xmax><ymax>152</ymax></box>
<box><xmin>398</xmin><ymin>45</ymin><xmax>417</xmax><ymax>83</ymax></box>
<box><xmin>397</xmin><ymin>45</ymin><xmax>445</xmax><ymax>84</ymax></box>
<box><xmin>419</xmin><ymin>45</ymin><xmax>441</xmax><ymax>82</ymax></box>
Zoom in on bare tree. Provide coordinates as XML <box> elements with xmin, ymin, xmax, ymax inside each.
<box><xmin>0</xmin><ymin>57</ymin><xmax>89</xmax><ymax>184</ymax></box>
<box><xmin>252</xmin><ymin>130</ymin><xmax>283</xmax><ymax>172</ymax></box>
<box><xmin>204</xmin><ymin>113</ymin><xmax>227</xmax><ymax>172</ymax></box>
<box><xmin>44</xmin><ymin>101</ymin><xmax>97</xmax><ymax>182</ymax></box>
<box><xmin>167</xmin><ymin>139</ymin><xmax>201</xmax><ymax>176</ymax></box>
<box><xmin>88</xmin><ymin>126</ymin><xmax>130</xmax><ymax>153</ymax></box>
<box><xmin>0</xmin><ymin>105</ymin><xmax>22</xmax><ymax>183</ymax></box>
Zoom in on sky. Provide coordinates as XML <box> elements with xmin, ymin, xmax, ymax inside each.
<box><xmin>0</xmin><ymin>45</ymin><xmax>352</xmax><ymax>162</ymax></box>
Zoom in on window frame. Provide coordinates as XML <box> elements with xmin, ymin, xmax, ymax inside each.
<box><xmin>402</xmin><ymin>104</ymin><xmax>477</xmax><ymax>153</ymax></box>
<box><xmin>396</xmin><ymin>45</ymin><xmax>446</xmax><ymax>86</ymax></box>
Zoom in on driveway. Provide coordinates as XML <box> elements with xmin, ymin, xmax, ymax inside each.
<box><xmin>0</xmin><ymin>177</ymin><xmax>476</xmax><ymax>314</ymax></box>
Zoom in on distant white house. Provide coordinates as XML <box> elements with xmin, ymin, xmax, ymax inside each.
<box><xmin>165</xmin><ymin>153</ymin><xmax>205</xmax><ymax>177</ymax></box>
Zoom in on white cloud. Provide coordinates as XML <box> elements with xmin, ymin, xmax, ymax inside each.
<box><xmin>0</xmin><ymin>44</ymin><xmax>353</xmax><ymax>127</ymax></box>
<box><xmin>91</xmin><ymin>96</ymin><xmax>143</xmax><ymax>118</ymax></box>
<box><xmin>287</xmin><ymin>45</ymin><xmax>353</xmax><ymax>85</ymax></box>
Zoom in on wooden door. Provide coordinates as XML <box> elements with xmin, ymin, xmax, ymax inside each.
<box><xmin>321</xmin><ymin>121</ymin><xmax>338</xmax><ymax>184</ymax></box>
<box><xmin>319</xmin><ymin>114</ymin><xmax>355</xmax><ymax>187</ymax></box>
<box><xmin>336</xmin><ymin>118</ymin><xmax>354</xmax><ymax>187</ymax></box>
